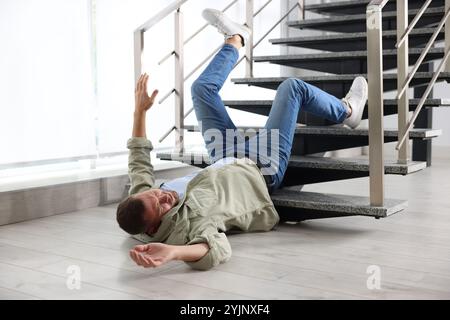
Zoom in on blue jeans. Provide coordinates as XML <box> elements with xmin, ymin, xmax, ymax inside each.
<box><xmin>191</xmin><ymin>44</ymin><xmax>348</xmax><ymax>193</ymax></box>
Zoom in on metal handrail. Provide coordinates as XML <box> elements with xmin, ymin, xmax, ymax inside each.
<box><xmin>254</xmin><ymin>1</ymin><xmax>300</xmax><ymax>48</ymax></box>
<box><xmin>396</xmin><ymin>48</ymin><xmax>450</xmax><ymax>150</ymax></box>
<box><xmin>134</xmin><ymin>0</ymin><xmax>188</xmax><ymax>34</ymax></box>
<box><xmin>159</xmin><ymin>1</ymin><xmax>299</xmax><ymax>143</ymax></box>
<box><xmin>134</xmin><ymin>0</ymin><xmax>189</xmax><ymax>84</ymax></box>
<box><xmin>396</xmin><ymin>0</ymin><xmax>432</xmax><ymax>48</ymax></box>
<box><xmin>158</xmin><ymin>0</ymin><xmax>240</xmax><ymax>66</ymax></box>
<box><xmin>396</xmin><ymin>4</ymin><xmax>450</xmax><ymax>150</ymax></box>
<box><xmin>397</xmin><ymin>6</ymin><xmax>450</xmax><ymax>99</ymax></box>
<box><xmin>156</xmin><ymin>0</ymin><xmax>302</xmax><ymax>143</ymax></box>
<box><xmin>157</xmin><ymin>0</ymin><xmax>283</xmax><ymax>106</ymax></box>
<box><xmin>234</xmin><ymin>1</ymin><xmax>301</xmax><ymax>67</ymax></box>
<box><xmin>158</xmin><ymin>0</ymin><xmax>272</xmax><ymax>67</ymax></box>
<box><xmin>159</xmin><ymin>43</ymin><xmax>223</xmax><ymax>105</ymax></box>
<box><xmin>255</xmin><ymin>0</ymin><xmax>274</xmax><ymax>17</ymax></box>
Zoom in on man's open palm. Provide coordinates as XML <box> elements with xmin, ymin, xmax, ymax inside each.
<box><xmin>129</xmin><ymin>243</ymin><xmax>176</xmax><ymax>268</ymax></box>
<box><xmin>135</xmin><ymin>73</ymin><xmax>159</xmax><ymax>113</ymax></box>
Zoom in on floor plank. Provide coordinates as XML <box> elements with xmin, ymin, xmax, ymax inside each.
<box><xmin>0</xmin><ymin>262</ymin><xmax>144</xmax><ymax>300</ymax></box>
<box><xmin>0</xmin><ymin>287</ymin><xmax>39</xmax><ymax>300</ymax></box>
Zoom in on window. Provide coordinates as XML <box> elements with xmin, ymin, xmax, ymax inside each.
<box><xmin>0</xmin><ymin>0</ymin><xmax>97</xmax><ymax>167</ymax></box>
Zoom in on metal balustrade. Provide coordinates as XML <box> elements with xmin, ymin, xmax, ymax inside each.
<box><xmin>133</xmin><ymin>0</ymin><xmax>305</xmax><ymax>152</ymax></box>
<box><xmin>367</xmin><ymin>0</ymin><xmax>450</xmax><ymax>206</ymax></box>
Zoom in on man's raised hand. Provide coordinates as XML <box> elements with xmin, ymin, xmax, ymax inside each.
<box><xmin>135</xmin><ymin>73</ymin><xmax>159</xmax><ymax>114</ymax></box>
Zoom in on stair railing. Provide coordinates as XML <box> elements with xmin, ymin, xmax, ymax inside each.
<box><xmin>134</xmin><ymin>0</ymin><xmax>305</xmax><ymax>153</ymax></box>
<box><xmin>395</xmin><ymin>0</ymin><xmax>450</xmax><ymax>152</ymax></box>
<box><xmin>366</xmin><ymin>0</ymin><xmax>450</xmax><ymax>207</ymax></box>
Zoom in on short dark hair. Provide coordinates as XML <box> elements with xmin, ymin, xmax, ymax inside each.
<box><xmin>116</xmin><ymin>196</ymin><xmax>147</xmax><ymax>235</ymax></box>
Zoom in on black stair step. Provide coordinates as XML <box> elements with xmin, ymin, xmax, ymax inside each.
<box><xmin>270</xmin><ymin>28</ymin><xmax>445</xmax><ymax>52</ymax></box>
<box><xmin>183</xmin><ymin>125</ymin><xmax>441</xmax><ymax>154</ymax></box>
<box><xmin>157</xmin><ymin>152</ymin><xmax>426</xmax><ymax>176</ymax></box>
<box><xmin>254</xmin><ymin>48</ymin><xmax>445</xmax><ymax>74</ymax></box>
<box><xmin>283</xmin><ymin>156</ymin><xmax>425</xmax><ymax>185</ymax></box>
<box><xmin>305</xmin><ymin>0</ymin><xmax>445</xmax><ymax>16</ymax></box>
<box><xmin>292</xmin><ymin>126</ymin><xmax>441</xmax><ymax>155</ymax></box>
<box><xmin>272</xmin><ymin>190</ymin><xmax>407</xmax><ymax>219</ymax></box>
<box><xmin>293</xmin><ymin>126</ymin><xmax>441</xmax><ymax>138</ymax></box>
<box><xmin>289</xmin><ymin>6</ymin><xmax>444</xmax><ymax>33</ymax></box>
<box><xmin>223</xmin><ymin>99</ymin><xmax>450</xmax><ymax>122</ymax></box>
<box><xmin>157</xmin><ymin>151</ymin><xmax>425</xmax><ymax>186</ymax></box>
<box><xmin>184</xmin><ymin>124</ymin><xmax>441</xmax><ymax>139</ymax></box>
<box><xmin>231</xmin><ymin>73</ymin><xmax>450</xmax><ymax>96</ymax></box>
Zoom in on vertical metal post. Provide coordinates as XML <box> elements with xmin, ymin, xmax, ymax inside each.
<box><xmin>367</xmin><ymin>5</ymin><xmax>385</xmax><ymax>207</ymax></box>
<box><xmin>413</xmin><ymin>63</ymin><xmax>434</xmax><ymax>167</ymax></box>
<box><xmin>133</xmin><ymin>31</ymin><xmax>143</xmax><ymax>84</ymax></box>
<box><xmin>298</xmin><ymin>0</ymin><xmax>305</xmax><ymax>20</ymax></box>
<box><xmin>397</xmin><ymin>0</ymin><xmax>409</xmax><ymax>164</ymax></box>
<box><xmin>246</xmin><ymin>0</ymin><xmax>254</xmax><ymax>78</ymax></box>
<box><xmin>446</xmin><ymin>0</ymin><xmax>450</xmax><ymax>72</ymax></box>
<box><xmin>174</xmin><ymin>9</ymin><xmax>185</xmax><ymax>153</ymax></box>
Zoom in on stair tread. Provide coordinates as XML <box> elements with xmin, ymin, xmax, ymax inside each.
<box><xmin>295</xmin><ymin>126</ymin><xmax>442</xmax><ymax>138</ymax></box>
<box><xmin>223</xmin><ymin>99</ymin><xmax>450</xmax><ymax>107</ymax></box>
<box><xmin>157</xmin><ymin>152</ymin><xmax>426</xmax><ymax>175</ymax></box>
<box><xmin>232</xmin><ymin>72</ymin><xmax>450</xmax><ymax>83</ymax></box>
<box><xmin>269</xmin><ymin>28</ymin><xmax>445</xmax><ymax>52</ymax></box>
<box><xmin>288</xmin><ymin>6</ymin><xmax>444</xmax><ymax>28</ymax></box>
<box><xmin>270</xmin><ymin>28</ymin><xmax>443</xmax><ymax>45</ymax></box>
<box><xmin>183</xmin><ymin>124</ymin><xmax>442</xmax><ymax>138</ymax></box>
<box><xmin>288</xmin><ymin>156</ymin><xmax>425</xmax><ymax>174</ymax></box>
<box><xmin>271</xmin><ymin>190</ymin><xmax>407</xmax><ymax>218</ymax></box>
<box><xmin>231</xmin><ymin>73</ymin><xmax>450</xmax><ymax>92</ymax></box>
<box><xmin>304</xmin><ymin>0</ymin><xmax>444</xmax><ymax>16</ymax></box>
<box><xmin>305</xmin><ymin>0</ymin><xmax>370</xmax><ymax>11</ymax></box>
<box><xmin>254</xmin><ymin>47</ymin><xmax>445</xmax><ymax>62</ymax></box>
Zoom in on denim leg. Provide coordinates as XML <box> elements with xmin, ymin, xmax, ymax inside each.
<box><xmin>191</xmin><ymin>44</ymin><xmax>239</xmax><ymax>161</ymax></box>
<box><xmin>255</xmin><ymin>78</ymin><xmax>348</xmax><ymax>192</ymax></box>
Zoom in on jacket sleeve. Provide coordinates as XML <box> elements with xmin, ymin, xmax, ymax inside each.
<box><xmin>185</xmin><ymin>223</ymin><xmax>232</xmax><ymax>271</ymax></box>
<box><xmin>127</xmin><ymin>137</ymin><xmax>156</xmax><ymax>195</ymax></box>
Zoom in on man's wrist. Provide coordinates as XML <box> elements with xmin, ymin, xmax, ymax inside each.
<box><xmin>134</xmin><ymin>110</ymin><xmax>146</xmax><ymax>118</ymax></box>
<box><xmin>172</xmin><ymin>245</ymin><xmax>183</xmax><ymax>261</ymax></box>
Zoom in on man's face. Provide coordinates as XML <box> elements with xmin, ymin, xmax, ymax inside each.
<box><xmin>133</xmin><ymin>189</ymin><xmax>179</xmax><ymax>235</ymax></box>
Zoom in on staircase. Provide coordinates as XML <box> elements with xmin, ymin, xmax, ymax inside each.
<box><xmin>135</xmin><ymin>0</ymin><xmax>450</xmax><ymax>221</ymax></box>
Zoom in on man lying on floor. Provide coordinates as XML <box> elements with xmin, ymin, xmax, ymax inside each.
<box><xmin>116</xmin><ymin>9</ymin><xmax>368</xmax><ymax>271</ymax></box>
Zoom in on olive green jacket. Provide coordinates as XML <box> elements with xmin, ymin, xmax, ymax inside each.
<box><xmin>127</xmin><ymin>137</ymin><xmax>279</xmax><ymax>270</ymax></box>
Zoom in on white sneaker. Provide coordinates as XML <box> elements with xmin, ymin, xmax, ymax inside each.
<box><xmin>342</xmin><ymin>76</ymin><xmax>368</xmax><ymax>129</ymax></box>
<box><xmin>202</xmin><ymin>8</ymin><xmax>251</xmax><ymax>46</ymax></box>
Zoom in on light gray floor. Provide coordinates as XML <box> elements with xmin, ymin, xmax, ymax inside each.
<box><xmin>1</xmin><ymin>149</ymin><xmax>450</xmax><ymax>300</ymax></box>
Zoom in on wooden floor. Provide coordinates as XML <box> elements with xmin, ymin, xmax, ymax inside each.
<box><xmin>1</xmin><ymin>150</ymin><xmax>450</xmax><ymax>300</ymax></box>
